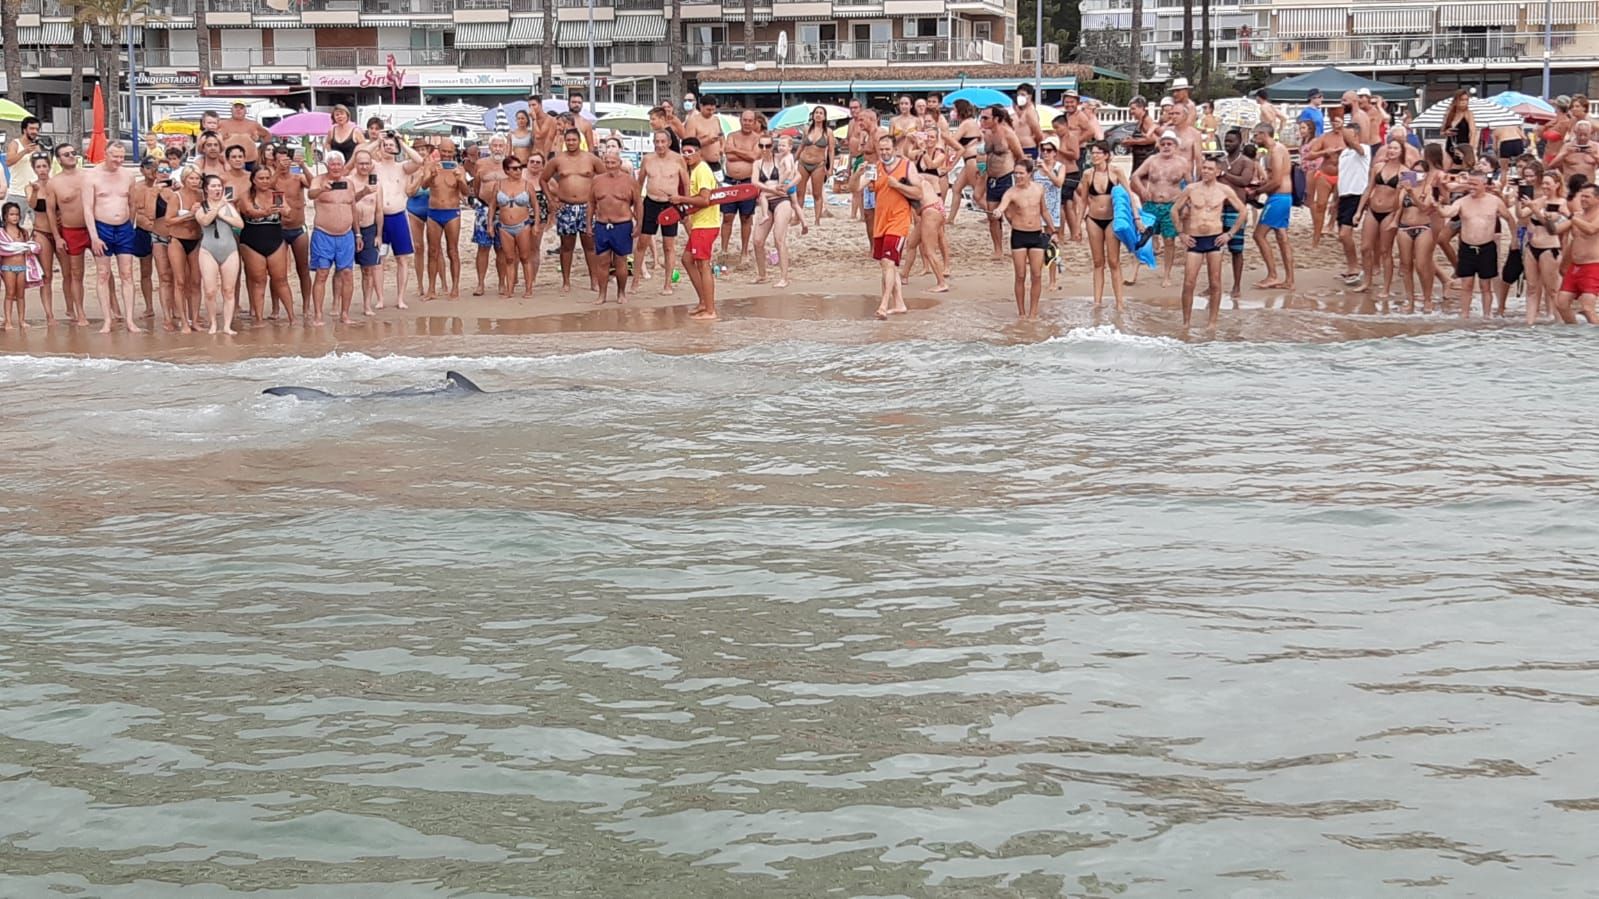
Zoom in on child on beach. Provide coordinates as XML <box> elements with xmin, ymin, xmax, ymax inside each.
<box><xmin>0</xmin><ymin>202</ymin><xmax>39</xmax><ymax>330</ymax></box>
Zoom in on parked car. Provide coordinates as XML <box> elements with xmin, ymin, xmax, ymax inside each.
<box><xmin>1105</xmin><ymin>120</ymin><xmax>1140</xmax><ymax>156</ymax></box>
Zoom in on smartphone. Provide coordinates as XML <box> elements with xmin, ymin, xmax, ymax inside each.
<box><xmin>368</xmin><ymin>173</ymin><xmax>378</xmax><ymax>186</ymax></box>
<box><xmin>330</xmin><ymin>180</ymin><xmax>348</xmax><ymax>191</ymax></box>
<box><xmin>224</xmin><ymin>186</ymin><xmax>234</xmax><ymax>200</ymax></box>
<box><xmin>1401</xmin><ymin>171</ymin><xmax>1419</xmax><ymax>187</ymax></box>
<box><xmin>272</xmin><ymin>190</ymin><xmax>284</xmax><ymax>207</ymax></box>
<box><xmin>290</xmin><ymin>164</ymin><xmax>302</xmax><ymax>175</ymax></box>
<box><xmin>441</xmin><ymin>161</ymin><xmax>457</xmax><ymax>170</ymax></box>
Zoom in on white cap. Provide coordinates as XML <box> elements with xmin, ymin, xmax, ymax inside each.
<box><xmin>1159</xmin><ymin>96</ymin><xmax>1174</xmax><ymax>107</ymax></box>
<box><xmin>1172</xmin><ymin>77</ymin><xmax>1191</xmax><ymax>91</ymax></box>
<box><xmin>1356</xmin><ymin>87</ymin><xmax>1372</xmax><ymax>97</ymax></box>
<box><xmin>1159</xmin><ymin>130</ymin><xmax>1178</xmax><ymax>142</ymax></box>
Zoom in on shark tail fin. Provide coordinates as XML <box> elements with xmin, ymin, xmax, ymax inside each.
<box><xmin>445</xmin><ymin>371</ymin><xmax>485</xmax><ymax>393</ymax></box>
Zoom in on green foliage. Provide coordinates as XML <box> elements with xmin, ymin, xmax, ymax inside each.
<box><xmin>1082</xmin><ymin>79</ymin><xmax>1134</xmax><ymax>106</ymax></box>
<box><xmin>1016</xmin><ymin>0</ymin><xmax>1082</xmax><ymax>48</ymax></box>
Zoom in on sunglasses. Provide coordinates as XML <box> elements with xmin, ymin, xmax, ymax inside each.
<box><xmin>759</xmin><ymin>143</ymin><xmax>772</xmax><ymax>149</ymax></box>
<box><xmin>507</xmin><ymin>164</ymin><xmax>524</xmax><ymax>170</ymax></box>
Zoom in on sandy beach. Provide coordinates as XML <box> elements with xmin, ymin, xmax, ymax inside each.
<box><xmin>0</xmin><ymin>202</ymin><xmax>1517</xmax><ymax>361</ymax></box>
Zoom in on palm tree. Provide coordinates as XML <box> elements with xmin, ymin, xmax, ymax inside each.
<box><xmin>1200</xmin><ymin>0</ymin><xmax>1211</xmax><ymax>92</ymax></box>
<box><xmin>195</xmin><ymin>0</ymin><xmax>212</xmax><ymax>95</ymax></box>
<box><xmin>1128</xmin><ymin>0</ymin><xmax>1141</xmax><ymax>92</ymax></box>
<box><xmin>1</xmin><ymin>0</ymin><xmax>22</xmax><ymax>106</ymax></box>
<box><xmin>68</xmin><ymin>20</ymin><xmax>84</xmax><ymax>145</ymax></box>
<box><xmin>668</xmin><ymin>0</ymin><xmax>682</xmax><ymax>103</ymax></box>
<box><xmin>742</xmin><ymin>0</ymin><xmax>754</xmax><ymax>63</ymax></box>
<box><xmin>540</xmin><ymin>0</ymin><xmax>554</xmax><ymax>95</ymax></box>
<box><xmin>70</xmin><ymin>0</ymin><xmax>158</xmax><ymax>142</ymax></box>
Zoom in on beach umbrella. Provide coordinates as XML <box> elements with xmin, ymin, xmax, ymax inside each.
<box><xmin>717</xmin><ymin>113</ymin><xmax>741</xmax><ymax>134</ymax></box>
<box><xmin>493</xmin><ymin>105</ymin><xmax>510</xmax><ymax>133</ymax></box>
<box><xmin>173</xmin><ymin>99</ymin><xmax>241</xmax><ymax>120</ymax></box>
<box><xmin>593</xmin><ymin>110</ymin><xmax>654</xmax><ymax>132</ymax></box>
<box><xmin>268</xmin><ymin>111</ymin><xmax>332</xmax><ymax>138</ymax></box>
<box><xmin>768</xmin><ymin>103</ymin><xmax>850</xmax><ymax>130</ymax></box>
<box><xmin>1034</xmin><ymin>105</ymin><xmax>1062</xmax><ymax>132</ymax></box>
<box><xmin>483</xmin><ymin>101</ymin><xmax>529</xmax><ymax>131</ymax></box>
<box><xmin>1486</xmin><ymin>91</ymin><xmax>1557</xmax><ymax>122</ymax></box>
<box><xmin>152</xmin><ymin>118</ymin><xmax>200</xmax><ymax>137</ymax></box>
<box><xmin>1413</xmin><ymin>96</ymin><xmax>1523</xmax><ymax>131</ymax></box>
<box><xmin>943</xmin><ymin>87</ymin><xmax>1012</xmax><ymax>110</ymax></box>
<box><xmin>1213</xmin><ymin>96</ymin><xmax>1260</xmax><ymax>129</ymax></box>
<box><xmin>542</xmin><ymin>97</ymin><xmax>597</xmax><ymax>123</ymax></box>
<box><xmin>408</xmin><ymin>102</ymin><xmax>489</xmax><ymax>134</ymax></box>
<box><xmin>86</xmin><ymin>83</ymin><xmax>107</xmax><ymax>165</ymax></box>
<box><xmin>0</xmin><ymin>98</ymin><xmax>30</xmax><ymax>122</ymax></box>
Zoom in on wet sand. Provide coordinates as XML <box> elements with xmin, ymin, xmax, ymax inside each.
<box><xmin>0</xmin><ymin>206</ymin><xmax>1518</xmax><ymax>361</ymax></box>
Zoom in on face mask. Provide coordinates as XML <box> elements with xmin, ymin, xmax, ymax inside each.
<box><xmin>1017</xmin><ymin>95</ymin><xmax>1028</xmax><ymax>107</ymax></box>
<box><xmin>684</xmin><ymin>100</ymin><xmax>695</xmax><ymax>112</ymax></box>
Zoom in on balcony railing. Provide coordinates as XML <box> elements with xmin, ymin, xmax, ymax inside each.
<box><xmin>615</xmin><ymin>0</ymin><xmax>658</xmax><ymax>8</ymax></box>
<box><xmin>1245</xmin><ymin>29</ymin><xmax>1584</xmax><ymax>70</ymax></box>
<box><xmin>694</xmin><ymin>37</ymin><xmax>1007</xmax><ymax>66</ymax></box>
<box><xmin>612</xmin><ymin>43</ymin><xmax>669</xmax><ymax>63</ymax></box>
<box><xmin>361</xmin><ymin>0</ymin><xmax>453</xmax><ymax>13</ymax></box>
<box><xmin>299</xmin><ymin>0</ymin><xmax>362</xmax><ymax>10</ymax></box>
<box><xmin>198</xmin><ymin>46</ymin><xmax>462</xmax><ymax>70</ymax></box>
<box><xmin>205</xmin><ymin>0</ymin><xmax>254</xmax><ymax>11</ymax></box>
<box><xmin>558</xmin><ymin>0</ymin><xmax>614</xmax><ymax>6</ymax></box>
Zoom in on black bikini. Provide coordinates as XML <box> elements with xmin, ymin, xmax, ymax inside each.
<box><xmin>1086</xmin><ymin>172</ymin><xmax>1113</xmax><ymax>230</ymax></box>
<box><xmin>328</xmin><ymin>128</ymin><xmax>359</xmax><ymax>162</ymax></box>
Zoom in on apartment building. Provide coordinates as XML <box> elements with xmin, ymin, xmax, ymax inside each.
<box><xmin>0</xmin><ymin>0</ymin><xmax>1015</xmax><ymax>112</ymax></box>
<box><xmin>1253</xmin><ymin>0</ymin><xmax>1599</xmax><ymax>102</ymax></box>
<box><xmin>1077</xmin><ymin>0</ymin><xmax>1257</xmax><ymax>82</ymax></box>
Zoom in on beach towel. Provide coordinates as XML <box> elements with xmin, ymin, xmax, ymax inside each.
<box><xmin>1111</xmin><ymin>185</ymin><xmax>1156</xmax><ymax>270</ymax></box>
<box><xmin>0</xmin><ymin>234</ymin><xmax>40</xmax><ymax>285</ymax></box>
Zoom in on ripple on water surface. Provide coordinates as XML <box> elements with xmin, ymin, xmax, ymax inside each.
<box><xmin>2</xmin><ymin>329</ymin><xmax>1598</xmax><ymax>896</ymax></box>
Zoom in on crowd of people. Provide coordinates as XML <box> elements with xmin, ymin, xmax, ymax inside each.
<box><xmin>2</xmin><ymin>82</ymin><xmax>1598</xmax><ymax>333</ymax></box>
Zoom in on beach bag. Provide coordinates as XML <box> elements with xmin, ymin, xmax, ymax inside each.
<box><xmin>1110</xmin><ymin>185</ymin><xmax>1156</xmax><ymax>270</ymax></box>
<box><xmin>1291</xmin><ymin>165</ymin><xmax>1307</xmax><ymax>207</ymax></box>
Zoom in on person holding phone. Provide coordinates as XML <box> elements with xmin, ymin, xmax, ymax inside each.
<box><xmin>222</xmin><ymin>145</ymin><xmax>251</xmax><ymax>212</ymax></box>
<box><xmin>162</xmin><ymin>167</ymin><xmax>205</xmax><ymax>331</ymax></box>
<box><xmin>24</xmin><ymin>154</ymin><xmax>57</xmax><ymax>325</ymax></box>
<box><xmin>307</xmin><ymin>150</ymin><xmax>373</xmax><ymax>325</ymax></box>
<box><xmin>1520</xmin><ymin>169</ymin><xmax>1568</xmax><ymax>324</ymax></box>
<box><xmin>1395</xmin><ymin>159</ymin><xmax>1439</xmax><ymax>313</ymax></box>
<box><xmin>419</xmin><ymin>138</ymin><xmax>471</xmax><ymax>300</ymax></box>
<box><xmin>195</xmin><ymin>173</ymin><xmax>243</xmax><ymax>334</ymax></box>
<box><xmin>84</xmin><ymin>142</ymin><xmax>142</xmax><ymax>333</ymax></box>
<box><xmin>374</xmin><ymin>133</ymin><xmax>424</xmax><ymax>309</ymax></box>
<box><xmin>351</xmin><ymin>149</ymin><xmax>385</xmax><ymax>317</ymax></box>
<box><xmin>238</xmin><ymin>164</ymin><xmax>292</xmax><ymax>325</ymax></box>
<box><xmin>271</xmin><ymin>145</ymin><xmax>314</xmax><ymax>318</ymax></box>
<box><xmin>1353</xmin><ymin>139</ymin><xmax>1406</xmax><ymax>298</ymax></box>
<box><xmin>130</xmin><ymin>157</ymin><xmax>167</xmax><ymax>326</ymax></box>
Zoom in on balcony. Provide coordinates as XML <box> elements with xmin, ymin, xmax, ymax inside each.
<box><xmin>615</xmin><ymin>0</ymin><xmax>658</xmax><ymax>8</ymax></box>
<box><xmin>1246</xmin><ymin>29</ymin><xmax>1593</xmax><ymax>72</ymax></box>
<box><xmin>361</xmin><ymin>0</ymin><xmax>452</xmax><ymax>13</ymax></box>
<box><xmin>201</xmin><ymin>46</ymin><xmax>463</xmax><ymax>71</ymax></box>
<box><xmin>689</xmin><ymin>37</ymin><xmax>1007</xmax><ymax>67</ymax></box>
<box><xmin>679</xmin><ymin>0</ymin><xmax>722</xmax><ymax>19</ymax></box>
<box><xmin>558</xmin><ymin>0</ymin><xmax>616</xmax><ymax>20</ymax></box>
<box><xmin>299</xmin><ymin>0</ymin><xmax>361</xmax><ymax>24</ymax></box>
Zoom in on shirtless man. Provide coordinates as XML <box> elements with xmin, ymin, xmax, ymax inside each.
<box><xmin>218</xmin><ymin>102</ymin><xmax>272</xmax><ymax>170</ymax></box>
<box><xmin>980</xmin><ymin>105</ymin><xmax>1023</xmax><ymax>259</ymax></box>
<box><xmin>374</xmin><ymin>132</ymin><xmax>424</xmax><ymax>308</ymax></box>
<box><xmin>1169</xmin><ymin>77</ymin><xmax>1198</xmax><ymax>131</ymax></box>
<box><xmin>1554</xmin><ymin>183</ymin><xmax>1599</xmax><ymax>324</ymax></box>
<box><xmin>307</xmin><ymin>151</ymin><xmax>373</xmax><ymax>324</ymax></box>
<box><xmin>989</xmin><ymin>156</ymin><xmax>1052</xmax><ymax>318</ymax></box>
<box><xmin>1252</xmin><ymin>123</ymin><xmax>1296</xmax><ymax>290</ymax></box>
<box><xmin>543</xmin><ymin>128</ymin><xmax>603</xmax><ymax>293</ymax></box>
<box><xmin>719</xmin><ymin>110</ymin><xmax>761</xmax><ymax>261</ymax></box>
<box><xmin>1354</xmin><ymin>89</ymin><xmax>1383</xmax><ymax>153</ymax></box>
<box><xmin>851</xmin><ymin>109</ymin><xmax>886</xmax><ymax>244</ymax></box>
<box><xmin>528</xmin><ymin>95</ymin><xmax>562</xmax><ymax>157</ymax></box>
<box><xmin>1051</xmin><ymin>112</ymin><xmax>1083</xmax><ymax>242</ymax></box>
<box><xmin>1131</xmin><ymin>131</ymin><xmax>1190</xmax><ymax>287</ymax></box>
<box><xmin>1254</xmin><ymin>90</ymin><xmax>1284</xmax><ymax>137</ymax></box>
<box><xmin>567</xmin><ymin>93</ymin><xmax>597</xmax><ymax>152</ymax></box>
<box><xmin>1217</xmin><ymin>128</ymin><xmax>1257</xmax><ymax>297</ymax></box>
<box><xmin>471</xmin><ymin>134</ymin><xmax>511</xmax><ymax>296</ymax></box>
<box><xmin>45</xmin><ymin>143</ymin><xmax>91</xmax><ymax>326</ymax></box>
<box><xmin>1013</xmin><ymin>83</ymin><xmax>1045</xmax><ymax>160</ymax></box>
<box><xmin>589</xmin><ymin>148</ymin><xmax>643</xmax><ymax>305</ymax></box>
<box><xmin>272</xmin><ymin>145</ymin><xmax>313</xmax><ymax>315</ymax></box>
<box><xmin>420</xmin><ymin>139</ymin><xmax>471</xmax><ymax>300</ymax></box>
<box><xmin>1437</xmin><ymin>172</ymin><xmax>1515</xmax><ymax>318</ymax></box>
<box><xmin>844</xmin><ymin>99</ymin><xmax>867</xmax><ymax>221</ymax></box>
<box><xmin>1552</xmin><ymin>120</ymin><xmax>1599</xmax><ymax>185</ymax></box>
<box><xmin>1172</xmin><ymin>158</ymin><xmax>1247</xmax><ymax>327</ymax></box>
<box><xmin>684</xmin><ymin>97</ymin><xmax>725</xmax><ymax>175</ymax></box>
<box><xmin>1163</xmin><ymin>102</ymin><xmax>1204</xmax><ymax>179</ymax></box>
<box><xmin>638</xmin><ymin>130</ymin><xmax>689</xmax><ymax>295</ymax></box>
<box><xmin>351</xmin><ymin>150</ymin><xmax>385</xmax><ymax>316</ymax></box>
<box><xmin>1066</xmin><ymin>91</ymin><xmax>1104</xmax><ymax>172</ymax></box>
<box><xmin>83</xmin><ymin>142</ymin><xmax>141</xmax><ymax>333</ymax></box>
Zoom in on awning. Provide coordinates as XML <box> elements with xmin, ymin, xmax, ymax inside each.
<box><xmin>454</xmin><ymin>22</ymin><xmax>509</xmax><ymax>49</ymax></box>
<box><xmin>700</xmin><ymin>75</ymin><xmax>1079</xmax><ymax>93</ymax></box>
<box><xmin>1527</xmin><ymin>0</ymin><xmax>1598</xmax><ymax>24</ymax></box>
<box><xmin>1438</xmin><ymin>2</ymin><xmax>1520</xmax><ymax>26</ymax></box>
<box><xmin>1275</xmin><ymin>8</ymin><xmax>1348</xmax><ymax>38</ymax></box>
<box><xmin>507</xmin><ymin>16</ymin><xmax>545</xmax><ymax>44</ymax></box>
<box><xmin>1351</xmin><ymin>8</ymin><xmax>1434</xmax><ymax>34</ymax></box>
<box><xmin>558</xmin><ymin>19</ymin><xmax>614</xmax><ymax>47</ymax></box>
<box><xmin>613</xmin><ymin>15</ymin><xmax>666</xmax><ymax>41</ymax></box>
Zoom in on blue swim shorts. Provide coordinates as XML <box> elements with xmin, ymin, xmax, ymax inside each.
<box><xmin>593</xmin><ymin>220</ymin><xmax>635</xmax><ymax>257</ymax></box>
<box><xmin>382</xmin><ymin>211</ymin><xmax>413</xmax><ymax>256</ymax></box>
<box><xmin>310</xmin><ymin>227</ymin><xmax>355</xmax><ymax>271</ymax></box>
<box><xmin>96</xmin><ymin>220</ymin><xmax>137</xmax><ymax>256</ymax></box>
<box><xmin>1261</xmin><ymin>193</ymin><xmax>1292</xmax><ymax>231</ymax></box>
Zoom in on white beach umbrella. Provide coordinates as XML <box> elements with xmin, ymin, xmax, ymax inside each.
<box><xmin>1412</xmin><ymin>96</ymin><xmax>1524</xmax><ymax>131</ymax></box>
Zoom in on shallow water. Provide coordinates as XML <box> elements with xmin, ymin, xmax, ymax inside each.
<box><xmin>3</xmin><ymin>328</ymin><xmax>1598</xmax><ymax>897</ymax></box>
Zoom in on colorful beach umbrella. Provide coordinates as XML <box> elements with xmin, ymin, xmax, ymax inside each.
<box><xmin>268</xmin><ymin>111</ymin><xmax>332</xmax><ymax>138</ymax></box>
<box><xmin>1486</xmin><ymin>91</ymin><xmax>1556</xmax><ymax>122</ymax></box>
<box><xmin>768</xmin><ymin>103</ymin><xmax>849</xmax><ymax>130</ymax></box>
<box><xmin>1413</xmin><ymin>96</ymin><xmax>1523</xmax><ymax>131</ymax></box>
<box><xmin>86</xmin><ymin>83</ymin><xmax>107</xmax><ymax>165</ymax></box>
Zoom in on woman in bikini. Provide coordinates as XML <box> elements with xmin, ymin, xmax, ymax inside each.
<box><xmin>946</xmin><ymin>99</ymin><xmax>983</xmax><ymax>226</ymax></box>
<box><xmin>510</xmin><ymin>109</ymin><xmax>535</xmax><ymax>165</ymax></box>
<box><xmin>1075</xmin><ymin>139</ymin><xmax>1134</xmax><ymax>311</ymax></box>
<box><xmin>899</xmin><ymin>131</ymin><xmax>950</xmax><ymax>285</ymax></box>
<box><xmin>135</xmin><ymin>159</ymin><xmax>178</xmax><ymax>331</ymax></box>
<box><xmin>238</xmin><ymin>165</ymin><xmax>293</xmax><ymax>325</ymax></box>
<box><xmin>1299</xmin><ymin>119</ymin><xmax>1341</xmax><ymax>247</ymax></box>
<box><xmin>1395</xmin><ymin>158</ymin><xmax>1438</xmax><ymax>312</ymax></box>
<box><xmin>751</xmin><ymin>135</ymin><xmax>805</xmax><ymax>288</ymax></box>
<box><xmin>1034</xmin><ymin>142</ymin><xmax>1066</xmax><ymax>291</ymax></box>
<box><xmin>797</xmin><ymin>106</ymin><xmax>834</xmax><ymax>226</ymax></box>
<box><xmin>1355</xmin><ymin>140</ymin><xmax>1405</xmax><ymax>296</ymax></box>
<box><xmin>194</xmin><ymin>174</ymin><xmax>243</xmax><ymax>335</ymax></box>
<box><xmin>487</xmin><ymin>155</ymin><xmax>541</xmax><ymax>298</ymax></box>
<box><xmin>163</xmin><ymin>167</ymin><xmax>205</xmax><ymax>331</ymax></box>
<box><xmin>1520</xmin><ymin>170</ymin><xmax>1569</xmax><ymax>324</ymax></box>
<box><xmin>24</xmin><ymin>154</ymin><xmax>58</xmax><ymax>325</ymax></box>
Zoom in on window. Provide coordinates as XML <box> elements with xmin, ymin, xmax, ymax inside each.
<box><xmin>903</xmin><ymin>17</ymin><xmax>946</xmax><ymax>37</ymax></box>
<box><xmin>974</xmin><ymin>21</ymin><xmax>991</xmax><ymax>42</ymax></box>
<box><xmin>800</xmin><ymin>23</ymin><xmax>837</xmax><ymax>44</ymax></box>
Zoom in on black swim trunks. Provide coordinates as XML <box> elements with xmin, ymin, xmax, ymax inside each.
<box><xmin>1188</xmin><ymin>233</ymin><xmax>1224</xmax><ymax>254</ymax></box>
<box><xmin>986</xmin><ymin>173</ymin><xmax>1014</xmax><ymax>204</ymax></box>
<box><xmin>1010</xmin><ymin>228</ymin><xmax>1048</xmax><ymax>251</ymax></box>
<box><xmin>1456</xmin><ymin>240</ymin><xmax>1499</xmax><ymax>280</ymax></box>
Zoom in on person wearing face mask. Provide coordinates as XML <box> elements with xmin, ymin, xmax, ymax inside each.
<box><xmin>1013</xmin><ymin>82</ymin><xmax>1044</xmax><ymax>160</ymax></box>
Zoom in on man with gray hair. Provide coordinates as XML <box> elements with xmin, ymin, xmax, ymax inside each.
<box><xmin>307</xmin><ymin>149</ymin><xmax>372</xmax><ymax>325</ymax></box>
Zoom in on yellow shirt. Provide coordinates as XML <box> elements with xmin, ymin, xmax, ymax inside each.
<box><xmin>687</xmin><ymin>160</ymin><xmax>722</xmax><ymax>230</ymax></box>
